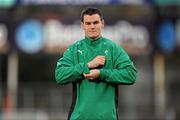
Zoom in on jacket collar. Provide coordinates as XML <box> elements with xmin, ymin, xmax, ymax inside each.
<box><xmin>84</xmin><ymin>36</ymin><xmax>103</xmax><ymax>45</ymax></box>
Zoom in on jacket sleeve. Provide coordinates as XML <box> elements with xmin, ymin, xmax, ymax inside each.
<box><xmin>100</xmin><ymin>44</ymin><xmax>137</xmax><ymax>85</ymax></box>
<box><xmin>55</xmin><ymin>46</ymin><xmax>89</xmax><ymax>84</ymax></box>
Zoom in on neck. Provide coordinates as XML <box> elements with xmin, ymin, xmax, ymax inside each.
<box><xmin>86</xmin><ymin>35</ymin><xmax>101</xmax><ymax>40</ymax></box>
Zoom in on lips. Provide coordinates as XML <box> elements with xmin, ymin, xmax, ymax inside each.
<box><xmin>89</xmin><ymin>31</ymin><xmax>96</xmax><ymax>33</ymax></box>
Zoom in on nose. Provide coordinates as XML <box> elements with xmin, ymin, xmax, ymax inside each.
<box><xmin>90</xmin><ymin>23</ymin><xmax>95</xmax><ymax>28</ymax></box>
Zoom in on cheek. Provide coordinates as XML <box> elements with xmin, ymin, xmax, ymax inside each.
<box><xmin>84</xmin><ymin>27</ymin><xmax>90</xmax><ymax>32</ymax></box>
<box><xmin>97</xmin><ymin>27</ymin><xmax>102</xmax><ymax>32</ymax></box>
<box><xmin>82</xmin><ymin>25</ymin><xmax>88</xmax><ymax>30</ymax></box>
<box><xmin>84</xmin><ymin>28</ymin><xmax>89</xmax><ymax>33</ymax></box>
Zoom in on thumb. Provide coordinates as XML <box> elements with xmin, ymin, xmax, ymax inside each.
<box><xmin>83</xmin><ymin>73</ymin><xmax>89</xmax><ymax>77</ymax></box>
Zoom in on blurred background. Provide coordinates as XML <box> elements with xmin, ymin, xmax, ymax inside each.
<box><xmin>0</xmin><ymin>0</ymin><xmax>180</xmax><ymax>120</ymax></box>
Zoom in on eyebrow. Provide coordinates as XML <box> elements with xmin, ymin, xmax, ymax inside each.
<box><xmin>84</xmin><ymin>20</ymin><xmax>100</xmax><ymax>24</ymax></box>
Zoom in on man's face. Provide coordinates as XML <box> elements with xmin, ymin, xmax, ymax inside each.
<box><xmin>81</xmin><ymin>14</ymin><xmax>104</xmax><ymax>39</ymax></box>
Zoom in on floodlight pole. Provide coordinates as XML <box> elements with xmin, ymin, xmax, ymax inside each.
<box><xmin>153</xmin><ymin>53</ymin><xmax>166</xmax><ymax>118</ymax></box>
<box><xmin>6</xmin><ymin>51</ymin><xmax>19</xmax><ymax>112</ymax></box>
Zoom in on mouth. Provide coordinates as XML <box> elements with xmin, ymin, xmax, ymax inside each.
<box><xmin>89</xmin><ymin>31</ymin><xmax>96</xmax><ymax>33</ymax></box>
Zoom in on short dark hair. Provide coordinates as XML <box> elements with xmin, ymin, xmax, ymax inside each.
<box><xmin>81</xmin><ymin>7</ymin><xmax>103</xmax><ymax>22</ymax></box>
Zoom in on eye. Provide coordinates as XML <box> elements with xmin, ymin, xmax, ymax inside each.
<box><xmin>93</xmin><ymin>21</ymin><xmax>99</xmax><ymax>25</ymax></box>
<box><xmin>85</xmin><ymin>22</ymin><xmax>91</xmax><ymax>25</ymax></box>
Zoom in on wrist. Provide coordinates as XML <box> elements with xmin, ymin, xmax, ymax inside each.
<box><xmin>100</xmin><ymin>69</ymin><xmax>107</xmax><ymax>79</ymax></box>
<box><xmin>87</xmin><ymin>62</ymin><xmax>92</xmax><ymax>69</ymax></box>
<box><xmin>84</xmin><ymin>63</ymin><xmax>90</xmax><ymax>74</ymax></box>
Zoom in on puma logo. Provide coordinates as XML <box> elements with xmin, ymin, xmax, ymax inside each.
<box><xmin>77</xmin><ymin>50</ymin><xmax>83</xmax><ymax>54</ymax></box>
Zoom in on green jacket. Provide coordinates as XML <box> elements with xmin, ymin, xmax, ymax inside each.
<box><xmin>55</xmin><ymin>36</ymin><xmax>137</xmax><ymax>120</ymax></box>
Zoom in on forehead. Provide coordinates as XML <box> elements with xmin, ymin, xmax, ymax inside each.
<box><xmin>83</xmin><ymin>14</ymin><xmax>101</xmax><ymax>22</ymax></box>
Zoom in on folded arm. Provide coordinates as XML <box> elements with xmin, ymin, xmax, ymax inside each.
<box><xmin>55</xmin><ymin>47</ymin><xmax>89</xmax><ymax>84</ymax></box>
<box><xmin>100</xmin><ymin>46</ymin><xmax>137</xmax><ymax>85</ymax></box>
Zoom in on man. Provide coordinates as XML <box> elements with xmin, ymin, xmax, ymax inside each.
<box><xmin>55</xmin><ymin>7</ymin><xmax>137</xmax><ymax>120</ymax></box>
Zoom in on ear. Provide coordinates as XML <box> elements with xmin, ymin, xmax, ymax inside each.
<box><xmin>81</xmin><ymin>22</ymin><xmax>84</xmax><ymax>29</ymax></box>
<box><xmin>101</xmin><ymin>20</ymin><xmax>104</xmax><ymax>28</ymax></box>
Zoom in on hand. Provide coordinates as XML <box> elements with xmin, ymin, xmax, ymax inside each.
<box><xmin>83</xmin><ymin>69</ymin><xmax>100</xmax><ymax>80</ymax></box>
<box><xmin>88</xmin><ymin>56</ymin><xmax>105</xmax><ymax>69</ymax></box>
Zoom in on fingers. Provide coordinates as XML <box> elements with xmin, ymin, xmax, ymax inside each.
<box><xmin>83</xmin><ymin>73</ymin><xmax>93</xmax><ymax>79</ymax></box>
<box><xmin>88</xmin><ymin>56</ymin><xmax>106</xmax><ymax>69</ymax></box>
<box><xmin>95</xmin><ymin>56</ymin><xmax>105</xmax><ymax>65</ymax></box>
<box><xmin>99</xmin><ymin>59</ymin><xmax>105</xmax><ymax>65</ymax></box>
<box><xmin>83</xmin><ymin>69</ymin><xmax>100</xmax><ymax>80</ymax></box>
<box><xmin>83</xmin><ymin>73</ymin><xmax>89</xmax><ymax>78</ymax></box>
<box><xmin>96</xmin><ymin>56</ymin><xmax>105</xmax><ymax>61</ymax></box>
